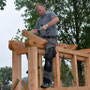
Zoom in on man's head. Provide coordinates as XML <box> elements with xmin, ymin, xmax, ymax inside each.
<box><xmin>36</xmin><ymin>3</ymin><xmax>46</xmax><ymax>16</ymax></box>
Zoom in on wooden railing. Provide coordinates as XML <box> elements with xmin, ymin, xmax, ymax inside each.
<box><xmin>9</xmin><ymin>30</ymin><xmax>90</xmax><ymax>90</ymax></box>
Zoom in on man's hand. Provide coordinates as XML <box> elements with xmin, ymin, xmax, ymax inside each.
<box><xmin>40</xmin><ymin>25</ymin><xmax>47</xmax><ymax>31</ymax></box>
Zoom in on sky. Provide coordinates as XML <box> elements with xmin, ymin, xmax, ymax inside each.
<box><xmin>0</xmin><ymin>0</ymin><xmax>28</xmax><ymax>78</ymax></box>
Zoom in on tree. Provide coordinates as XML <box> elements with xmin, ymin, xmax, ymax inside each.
<box><xmin>0</xmin><ymin>66</ymin><xmax>12</xmax><ymax>85</ymax></box>
<box><xmin>14</xmin><ymin>0</ymin><xmax>90</xmax><ymax>86</ymax></box>
<box><xmin>0</xmin><ymin>0</ymin><xmax>7</xmax><ymax>10</ymax></box>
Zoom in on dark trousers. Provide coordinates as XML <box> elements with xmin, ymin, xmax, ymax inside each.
<box><xmin>42</xmin><ymin>37</ymin><xmax>57</xmax><ymax>84</ymax></box>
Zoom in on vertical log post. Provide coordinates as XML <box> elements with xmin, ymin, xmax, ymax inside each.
<box><xmin>53</xmin><ymin>50</ymin><xmax>61</xmax><ymax>87</ymax></box>
<box><xmin>38</xmin><ymin>54</ymin><xmax>43</xmax><ymax>87</ymax></box>
<box><xmin>84</xmin><ymin>57</ymin><xmax>90</xmax><ymax>86</ymax></box>
<box><xmin>12</xmin><ymin>51</ymin><xmax>21</xmax><ymax>90</ymax></box>
<box><xmin>71</xmin><ymin>55</ymin><xmax>79</xmax><ymax>86</ymax></box>
<box><xmin>28</xmin><ymin>46</ymin><xmax>38</xmax><ymax>90</ymax></box>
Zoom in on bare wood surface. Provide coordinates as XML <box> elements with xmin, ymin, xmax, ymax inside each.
<box><xmin>25</xmin><ymin>40</ymin><xmax>45</xmax><ymax>49</ymax></box>
<box><xmin>28</xmin><ymin>47</ymin><xmax>38</xmax><ymax>90</ymax></box>
<box><xmin>22</xmin><ymin>81</ymin><xmax>28</xmax><ymax>90</ymax></box>
<box><xmin>77</xmin><ymin>49</ymin><xmax>90</xmax><ymax>54</ymax></box>
<box><xmin>56</xmin><ymin>46</ymin><xmax>89</xmax><ymax>57</ymax></box>
<box><xmin>37</xmin><ymin>86</ymin><xmax>90</xmax><ymax>90</ymax></box>
<box><xmin>59</xmin><ymin>53</ymin><xmax>73</xmax><ymax>59</ymax></box>
<box><xmin>9</xmin><ymin>40</ymin><xmax>25</xmax><ymax>50</ymax></box>
<box><xmin>77</xmin><ymin>56</ymin><xmax>86</xmax><ymax>62</ymax></box>
<box><xmin>38</xmin><ymin>49</ymin><xmax>45</xmax><ymax>55</ymax></box>
<box><xmin>11</xmin><ymin>79</ymin><xmax>19</xmax><ymax>90</ymax></box>
<box><xmin>22</xmin><ymin>30</ymin><xmax>48</xmax><ymax>46</ymax></box>
<box><xmin>84</xmin><ymin>57</ymin><xmax>90</xmax><ymax>86</ymax></box>
<box><xmin>38</xmin><ymin>54</ymin><xmax>43</xmax><ymax>87</ymax></box>
<box><xmin>12</xmin><ymin>51</ymin><xmax>21</xmax><ymax>90</ymax></box>
<box><xmin>71</xmin><ymin>55</ymin><xmax>79</xmax><ymax>86</ymax></box>
<box><xmin>56</xmin><ymin>43</ymin><xmax>78</xmax><ymax>50</ymax></box>
<box><xmin>53</xmin><ymin>50</ymin><xmax>61</xmax><ymax>87</ymax></box>
<box><xmin>16</xmin><ymin>48</ymin><xmax>28</xmax><ymax>54</ymax></box>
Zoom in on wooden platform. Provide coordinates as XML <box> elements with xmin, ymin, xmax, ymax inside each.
<box><xmin>9</xmin><ymin>30</ymin><xmax>90</xmax><ymax>90</ymax></box>
<box><xmin>37</xmin><ymin>87</ymin><xmax>90</xmax><ymax>90</ymax></box>
<box><xmin>21</xmin><ymin>86</ymin><xmax>90</xmax><ymax>90</ymax></box>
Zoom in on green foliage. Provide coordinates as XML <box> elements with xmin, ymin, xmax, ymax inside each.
<box><xmin>0</xmin><ymin>0</ymin><xmax>6</xmax><ymax>10</ymax></box>
<box><xmin>13</xmin><ymin>0</ymin><xmax>90</xmax><ymax>86</ymax></box>
<box><xmin>0</xmin><ymin>66</ymin><xmax>12</xmax><ymax>85</ymax></box>
<box><xmin>11</xmin><ymin>29</ymin><xmax>25</xmax><ymax>42</ymax></box>
<box><xmin>60</xmin><ymin>58</ymin><xmax>73</xmax><ymax>87</ymax></box>
<box><xmin>14</xmin><ymin>0</ymin><xmax>90</xmax><ymax>48</ymax></box>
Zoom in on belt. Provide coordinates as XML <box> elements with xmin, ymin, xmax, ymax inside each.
<box><xmin>42</xmin><ymin>36</ymin><xmax>57</xmax><ymax>38</ymax></box>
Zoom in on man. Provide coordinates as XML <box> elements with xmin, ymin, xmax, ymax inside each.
<box><xmin>24</xmin><ymin>3</ymin><xmax>59</xmax><ymax>88</ymax></box>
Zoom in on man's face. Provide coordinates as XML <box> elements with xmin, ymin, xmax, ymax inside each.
<box><xmin>36</xmin><ymin>5</ymin><xmax>45</xmax><ymax>16</ymax></box>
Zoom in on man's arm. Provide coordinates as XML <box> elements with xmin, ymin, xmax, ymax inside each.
<box><xmin>40</xmin><ymin>16</ymin><xmax>59</xmax><ymax>31</ymax></box>
<box><xmin>47</xmin><ymin>16</ymin><xmax>59</xmax><ymax>27</ymax></box>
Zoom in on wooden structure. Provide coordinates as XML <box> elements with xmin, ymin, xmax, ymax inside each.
<box><xmin>9</xmin><ymin>30</ymin><xmax>90</xmax><ymax>90</ymax></box>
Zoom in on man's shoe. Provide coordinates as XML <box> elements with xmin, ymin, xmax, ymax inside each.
<box><xmin>41</xmin><ymin>83</ymin><xmax>48</xmax><ymax>88</ymax></box>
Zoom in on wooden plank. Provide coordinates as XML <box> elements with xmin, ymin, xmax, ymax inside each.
<box><xmin>22</xmin><ymin>80</ymin><xmax>28</xmax><ymax>90</ymax></box>
<box><xmin>25</xmin><ymin>40</ymin><xmax>45</xmax><ymax>49</ymax></box>
<box><xmin>11</xmin><ymin>79</ymin><xmax>19</xmax><ymax>90</ymax></box>
<box><xmin>77</xmin><ymin>56</ymin><xmax>86</xmax><ymax>62</ymax></box>
<box><xmin>77</xmin><ymin>49</ymin><xmax>90</xmax><ymax>54</ymax></box>
<box><xmin>66</xmin><ymin>44</ymin><xmax>78</xmax><ymax>50</ymax></box>
<box><xmin>71</xmin><ymin>55</ymin><xmax>79</xmax><ymax>86</ymax></box>
<box><xmin>22</xmin><ymin>30</ymin><xmax>48</xmax><ymax>46</ymax></box>
<box><xmin>38</xmin><ymin>54</ymin><xmax>43</xmax><ymax>87</ymax></box>
<box><xmin>9</xmin><ymin>40</ymin><xmax>25</xmax><ymax>51</ymax></box>
<box><xmin>28</xmin><ymin>40</ymin><xmax>45</xmax><ymax>48</ymax></box>
<box><xmin>84</xmin><ymin>61</ymin><xmax>88</xmax><ymax>86</ymax></box>
<box><xmin>21</xmin><ymin>88</ymin><xmax>25</xmax><ymax>90</ymax></box>
<box><xmin>12</xmin><ymin>51</ymin><xmax>21</xmax><ymax>90</ymax></box>
<box><xmin>59</xmin><ymin>53</ymin><xmax>73</xmax><ymax>59</ymax></box>
<box><xmin>38</xmin><ymin>49</ymin><xmax>45</xmax><ymax>55</ymax></box>
<box><xmin>56</xmin><ymin>46</ymin><xmax>89</xmax><ymax>57</ymax></box>
<box><xmin>28</xmin><ymin>47</ymin><xmax>38</xmax><ymax>90</ymax></box>
<box><xmin>36</xmin><ymin>86</ymin><xmax>90</xmax><ymax>90</ymax></box>
<box><xmin>84</xmin><ymin>57</ymin><xmax>90</xmax><ymax>86</ymax></box>
<box><xmin>56</xmin><ymin>43</ymin><xmax>78</xmax><ymax>50</ymax></box>
<box><xmin>16</xmin><ymin>48</ymin><xmax>28</xmax><ymax>54</ymax></box>
<box><xmin>9</xmin><ymin>43</ymin><xmax>25</xmax><ymax>51</ymax></box>
<box><xmin>53</xmin><ymin>50</ymin><xmax>61</xmax><ymax>87</ymax></box>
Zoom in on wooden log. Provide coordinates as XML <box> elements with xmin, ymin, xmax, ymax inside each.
<box><xmin>56</xmin><ymin>46</ymin><xmax>89</xmax><ymax>57</ymax></box>
<box><xmin>22</xmin><ymin>81</ymin><xmax>28</xmax><ymax>90</ymax></box>
<box><xmin>25</xmin><ymin>40</ymin><xmax>45</xmax><ymax>49</ymax></box>
<box><xmin>38</xmin><ymin>54</ymin><xmax>43</xmax><ymax>87</ymax></box>
<box><xmin>37</xmin><ymin>86</ymin><xmax>90</xmax><ymax>90</ymax></box>
<box><xmin>53</xmin><ymin>50</ymin><xmax>61</xmax><ymax>87</ymax></box>
<box><xmin>38</xmin><ymin>49</ymin><xmax>45</xmax><ymax>55</ymax></box>
<box><xmin>28</xmin><ymin>47</ymin><xmax>38</xmax><ymax>90</ymax></box>
<box><xmin>9</xmin><ymin>40</ymin><xmax>25</xmax><ymax>51</ymax></box>
<box><xmin>84</xmin><ymin>57</ymin><xmax>90</xmax><ymax>86</ymax></box>
<box><xmin>84</xmin><ymin>60</ymin><xmax>88</xmax><ymax>86</ymax></box>
<box><xmin>59</xmin><ymin>53</ymin><xmax>73</xmax><ymax>59</ymax></box>
<box><xmin>56</xmin><ymin>43</ymin><xmax>78</xmax><ymax>50</ymax></box>
<box><xmin>12</xmin><ymin>51</ymin><xmax>21</xmax><ymax>90</ymax></box>
<box><xmin>16</xmin><ymin>48</ymin><xmax>28</xmax><ymax>54</ymax></box>
<box><xmin>22</xmin><ymin>30</ymin><xmax>48</xmax><ymax>46</ymax></box>
<box><xmin>11</xmin><ymin>79</ymin><xmax>19</xmax><ymax>90</ymax></box>
<box><xmin>77</xmin><ymin>49</ymin><xmax>90</xmax><ymax>54</ymax></box>
<box><xmin>71</xmin><ymin>55</ymin><xmax>79</xmax><ymax>86</ymax></box>
<box><xmin>77</xmin><ymin>56</ymin><xmax>86</xmax><ymax>62</ymax></box>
